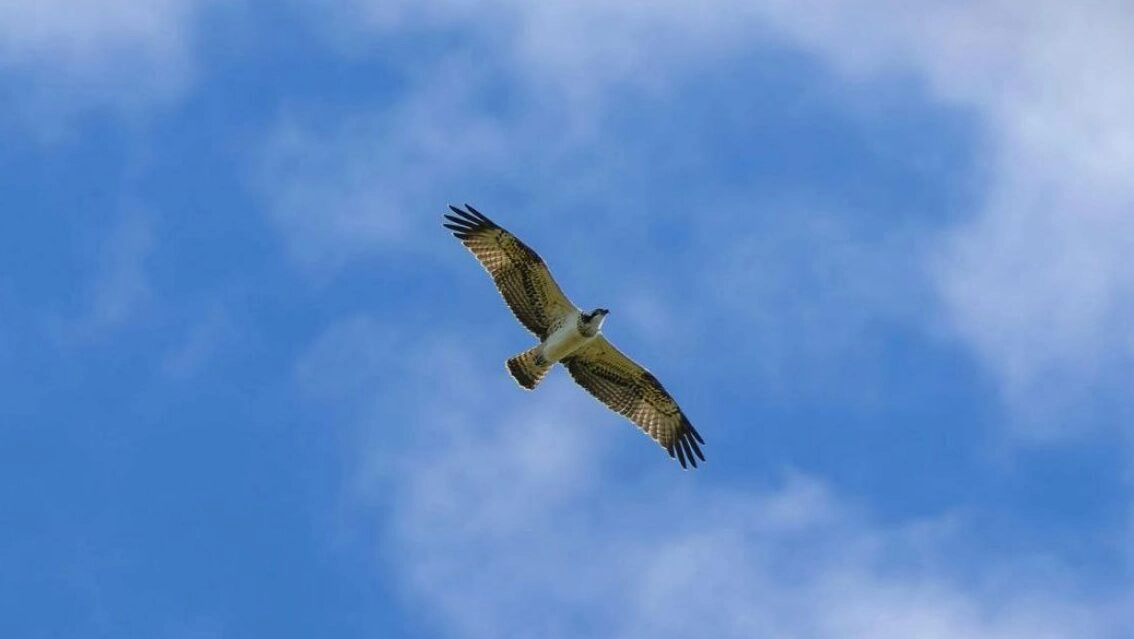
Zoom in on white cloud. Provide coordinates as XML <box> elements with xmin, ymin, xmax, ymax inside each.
<box><xmin>160</xmin><ymin>300</ymin><xmax>239</xmax><ymax>380</ymax></box>
<box><xmin>689</xmin><ymin>202</ymin><xmax>931</xmax><ymax>400</ymax></box>
<box><xmin>52</xmin><ymin>210</ymin><xmax>157</xmax><ymax>341</ymax></box>
<box><xmin>89</xmin><ymin>214</ymin><xmax>154</xmax><ymax>331</ymax></box>
<box><xmin>0</xmin><ymin>0</ymin><xmax>213</xmax><ymax>132</ymax></box>
<box><xmin>278</xmin><ymin>6</ymin><xmax>1134</xmax><ymax>632</ymax></box>
<box><xmin>254</xmin><ymin>60</ymin><xmax>517</xmax><ymax>269</ymax></box>
<box><xmin>298</xmin><ymin>316</ymin><xmax>1128</xmax><ymax>639</ymax></box>
<box><xmin>742</xmin><ymin>0</ymin><xmax>1134</xmax><ymax>434</ymax></box>
<box><xmin>273</xmin><ymin>0</ymin><xmax>1134</xmax><ymax>433</ymax></box>
<box><xmin>0</xmin><ymin>0</ymin><xmax>195</xmax><ymax>65</ymax></box>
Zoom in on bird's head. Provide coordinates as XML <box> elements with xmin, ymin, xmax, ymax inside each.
<box><xmin>582</xmin><ymin>308</ymin><xmax>609</xmax><ymax>330</ymax></box>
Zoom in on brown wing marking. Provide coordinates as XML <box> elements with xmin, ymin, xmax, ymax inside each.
<box><xmin>563</xmin><ymin>336</ymin><xmax>705</xmax><ymax>468</ymax></box>
<box><xmin>443</xmin><ymin>204</ymin><xmax>576</xmax><ymax>339</ymax></box>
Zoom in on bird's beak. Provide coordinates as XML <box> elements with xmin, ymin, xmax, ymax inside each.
<box><xmin>599</xmin><ymin>308</ymin><xmax>610</xmax><ymax>316</ymax></box>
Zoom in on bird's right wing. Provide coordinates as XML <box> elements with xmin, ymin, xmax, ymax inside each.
<box><xmin>444</xmin><ymin>205</ymin><xmax>577</xmax><ymax>339</ymax></box>
<box><xmin>563</xmin><ymin>336</ymin><xmax>705</xmax><ymax>468</ymax></box>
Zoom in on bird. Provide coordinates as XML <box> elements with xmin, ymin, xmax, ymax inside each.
<box><xmin>443</xmin><ymin>204</ymin><xmax>706</xmax><ymax>469</ymax></box>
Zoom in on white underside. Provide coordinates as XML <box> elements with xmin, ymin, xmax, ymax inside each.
<box><xmin>539</xmin><ymin>310</ymin><xmax>595</xmax><ymax>363</ymax></box>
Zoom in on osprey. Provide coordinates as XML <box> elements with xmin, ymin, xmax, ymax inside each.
<box><xmin>443</xmin><ymin>204</ymin><xmax>706</xmax><ymax>469</ymax></box>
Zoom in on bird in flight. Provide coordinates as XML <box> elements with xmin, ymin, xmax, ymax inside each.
<box><xmin>443</xmin><ymin>204</ymin><xmax>706</xmax><ymax>469</ymax></box>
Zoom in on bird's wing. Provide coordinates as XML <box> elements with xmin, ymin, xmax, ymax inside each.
<box><xmin>562</xmin><ymin>336</ymin><xmax>705</xmax><ymax>468</ymax></box>
<box><xmin>444</xmin><ymin>204</ymin><xmax>577</xmax><ymax>339</ymax></box>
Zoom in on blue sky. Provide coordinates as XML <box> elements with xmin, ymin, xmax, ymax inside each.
<box><xmin>3</xmin><ymin>1</ymin><xmax>1134</xmax><ymax>637</ymax></box>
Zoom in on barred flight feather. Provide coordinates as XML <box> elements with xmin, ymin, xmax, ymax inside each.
<box><xmin>444</xmin><ymin>204</ymin><xmax>576</xmax><ymax>339</ymax></box>
<box><xmin>563</xmin><ymin>337</ymin><xmax>705</xmax><ymax>469</ymax></box>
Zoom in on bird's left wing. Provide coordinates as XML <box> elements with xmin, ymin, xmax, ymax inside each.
<box><xmin>562</xmin><ymin>336</ymin><xmax>705</xmax><ymax>468</ymax></box>
<box><xmin>444</xmin><ymin>205</ymin><xmax>577</xmax><ymax>339</ymax></box>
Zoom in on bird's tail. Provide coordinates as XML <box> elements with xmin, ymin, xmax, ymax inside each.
<box><xmin>506</xmin><ymin>346</ymin><xmax>552</xmax><ymax>390</ymax></box>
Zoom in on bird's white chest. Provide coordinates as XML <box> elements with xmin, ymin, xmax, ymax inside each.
<box><xmin>540</xmin><ymin>313</ymin><xmax>593</xmax><ymax>363</ymax></box>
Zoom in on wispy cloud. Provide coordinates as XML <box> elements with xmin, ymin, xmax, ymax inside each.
<box><xmin>744</xmin><ymin>0</ymin><xmax>1134</xmax><ymax>434</ymax></box>
<box><xmin>272</xmin><ymin>6</ymin><xmax>1134</xmax><ymax>629</ymax></box>
<box><xmin>160</xmin><ymin>300</ymin><xmax>239</xmax><ymax>380</ymax></box>
<box><xmin>298</xmin><ymin>315</ymin><xmax>1129</xmax><ymax>639</ymax></box>
<box><xmin>255</xmin><ymin>27</ymin><xmax>932</xmax><ymax>399</ymax></box>
<box><xmin>0</xmin><ymin>0</ymin><xmax>214</xmax><ymax>135</ymax></box>
<box><xmin>10</xmin><ymin>3</ymin><xmax>1134</xmax><ymax>637</ymax></box>
<box><xmin>0</xmin><ymin>0</ymin><xmax>196</xmax><ymax>64</ymax></box>
<box><xmin>269</xmin><ymin>0</ymin><xmax>1134</xmax><ymax>436</ymax></box>
<box><xmin>254</xmin><ymin>60</ymin><xmax>517</xmax><ymax>269</ymax></box>
<box><xmin>49</xmin><ymin>210</ymin><xmax>156</xmax><ymax>342</ymax></box>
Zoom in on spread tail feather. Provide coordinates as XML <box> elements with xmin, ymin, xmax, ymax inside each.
<box><xmin>506</xmin><ymin>346</ymin><xmax>551</xmax><ymax>390</ymax></box>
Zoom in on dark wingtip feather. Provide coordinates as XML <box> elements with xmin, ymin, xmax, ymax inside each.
<box><xmin>689</xmin><ymin>436</ymin><xmax>705</xmax><ymax>462</ymax></box>
<box><xmin>680</xmin><ymin>436</ymin><xmax>699</xmax><ymax>468</ymax></box>
<box><xmin>446</xmin><ymin>204</ymin><xmax>495</xmax><ymax>229</ymax></box>
<box><xmin>445</xmin><ymin>206</ymin><xmax>473</xmax><ymax>224</ymax></box>
<box><xmin>674</xmin><ymin>439</ymin><xmax>688</xmax><ymax>468</ymax></box>
<box><xmin>681</xmin><ymin>417</ymin><xmax>706</xmax><ymax>446</ymax></box>
<box><xmin>682</xmin><ymin>420</ymin><xmax>705</xmax><ymax>461</ymax></box>
<box><xmin>464</xmin><ymin>204</ymin><xmax>492</xmax><ymax>224</ymax></box>
<box><xmin>442</xmin><ymin>221</ymin><xmax>473</xmax><ymax>240</ymax></box>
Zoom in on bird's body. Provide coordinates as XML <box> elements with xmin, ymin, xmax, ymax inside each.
<box><xmin>539</xmin><ymin>310</ymin><xmax>595</xmax><ymax>363</ymax></box>
<box><xmin>443</xmin><ymin>204</ymin><xmax>705</xmax><ymax>469</ymax></box>
<box><xmin>505</xmin><ymin>307</ymin><xmax>607</xmax><ymax>390</ymax></box>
